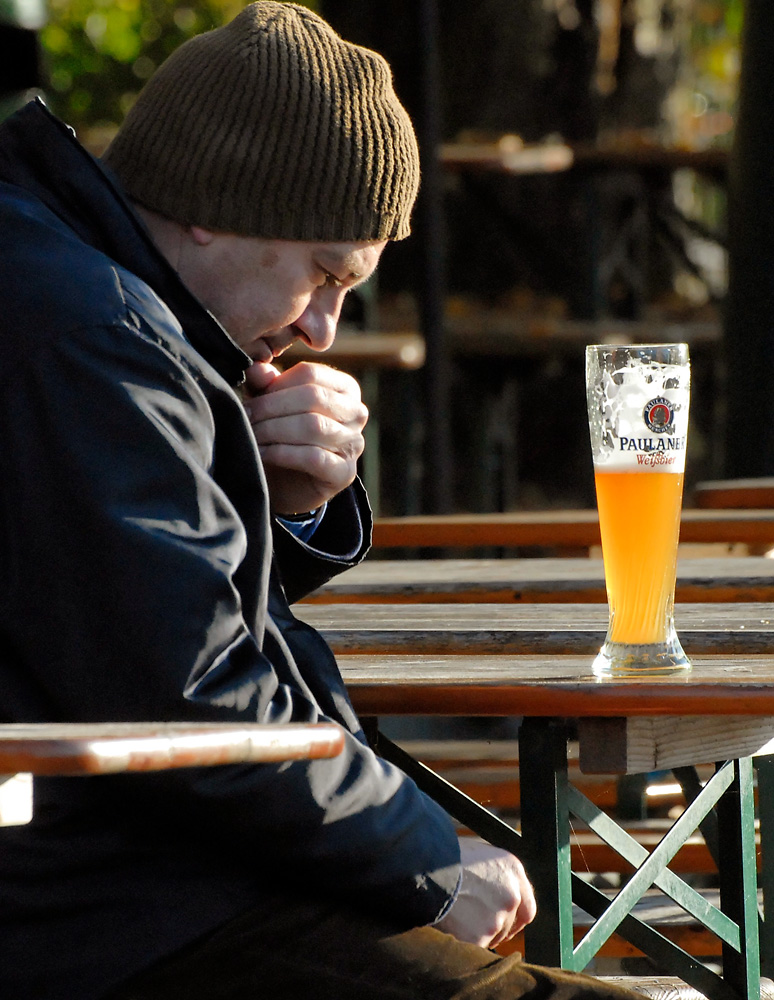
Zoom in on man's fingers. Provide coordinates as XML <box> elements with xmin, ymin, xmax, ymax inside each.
<box><xmin>243</xmin><ymin>361</ymin><xmax>281</xmax><ymax>394</ymax></box>
<box><xmin>259</xmin><ymin>360</ymin><xmax>354</xmax><ymax>393</ymax></box>
<box><xmin>259</xmin><ymin>442</ymin><xmax>355</xmax><ymax>479</ymax></box>
<box><xmin>482</xmin><ymin>911</ymin><xmax>514</xmax><ymax>950</ymax></box>
<box><xmin>247</xmin><ymin>390</ymin><xmax>367</xmax><ymax>433</ymax></box>
<box><xmin>435</xmin><ymin>838</ymin><xmax>538</xmax><ymax>951</ymax></box>
<box><xmin>251</xmin><ymin>413</ymin><xmax>365</xmax><ymax>461</ymax></box>
<box><xmin>515</xmin><ymin>881</ymin><xmax>538</xmax><ymax>932</ymax></box>
<box><xmin>482</xmin><ymin>867</ymin><xmax>534</xmax><ymax>949</ymax></box>
<box><xmin>242</xmin><ymin>360</ymin><xmax>367</xmax><ymax>513</ymax></box>
<box><xmin>250</xmin><ymin>361</ymin><xmax>361</xmax><ymax>403</ymax></box>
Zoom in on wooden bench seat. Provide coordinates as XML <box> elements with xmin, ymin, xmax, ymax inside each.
<box><xmin>401</xmin><ymin>737</ymin><xmax>638</xmax><ymax>814</ymax></box>
<box><xmin>370</xmin><ymin>508</ymin><xmax>774</xmax><ymax>553</ymax></box>
<box><xmin>0</xmin><ymin>722</ymin><xmax>346</xmax><ymax>826</ymax></box>
<box><xmin>439</xmin><ymin>764</ymin><xmax>620</xmax><ymax>814</ymax></box>
<box><xmin>567</xmin><ymin>821</ymin><xmax>756</xmax><ymax>877</ymax></box>
<box><xmin>0</xmin><ymin>721</ymin><xmax>345</xmax><ymax>775</ymax></box>
<box><xmin>600</xmin><ymin>975</ymin><xmax>774</xmax><ymax>998</ymax></box>
<box><xmin>694</xmin><ymin>477</ymin><xmax>774</xmax><ymax>510</ymax></box>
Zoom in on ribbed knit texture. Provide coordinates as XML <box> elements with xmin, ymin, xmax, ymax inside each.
<box><xmin>103</xmin><ymin>2</ymin><xmax>419</xmax><ymax>241</ymax></box>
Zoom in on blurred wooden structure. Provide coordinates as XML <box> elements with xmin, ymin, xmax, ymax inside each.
<box><xmin>284</xmin><ymin>331</ymin><xmax>425</xmax><ymax>371</ymax></box>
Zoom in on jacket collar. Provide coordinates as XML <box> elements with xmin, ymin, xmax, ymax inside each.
<box><xmin>0</xmin><ymin>99</ymin><xmax>251</xmax><ymax>386</ymax></box>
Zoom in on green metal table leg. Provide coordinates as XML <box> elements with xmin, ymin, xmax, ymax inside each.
<box><xmin>673</xmin><ymin>764</ymin><xmax>721</xmax><ymax>866</ymax></box>
<box><xmin>717</xmin><ymin>757</ymin><xmax>761</xmax><ymax>1000</ymax></box>
<box><xmin>756</xmin><ymin>755</ymin><xmax>774</xmax><ymax>978</ymax></box>
<box><xmin>519</xmin><ymin>717</ymin><xmax>575</xmax><ymax>967</ymax></box>
<box><xmin>374</xmin><ymin>725</ymin><xmax>761</xmax><ymax>998</ymax></box>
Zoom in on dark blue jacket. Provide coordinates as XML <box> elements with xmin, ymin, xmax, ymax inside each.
<box><xmin>0</xmin><ymin>101</ymin><xmax>460</xmax><ymax>1000</ymax></box>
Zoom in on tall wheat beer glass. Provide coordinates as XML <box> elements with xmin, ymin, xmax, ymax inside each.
<box><xmin>585</xmin><ymin>344</ymin><xmax>691</xmax><ymax>677</ymax></box>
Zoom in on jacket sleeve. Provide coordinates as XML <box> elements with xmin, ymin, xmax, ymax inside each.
<box><xmin>271</xmin><ymin>477</ymin><xmax>372</xmax><ymax>605</ymax></box>
<box><xmin>0</xmin><ymin>295</ymin><xmax>461</xmax><ymax>928</ymax></box>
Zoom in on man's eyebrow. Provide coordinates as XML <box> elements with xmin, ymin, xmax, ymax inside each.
<box><xmin>318</xmin><ymin>252</ymin><xmax>373</xmax><ymax>285</ymax></box>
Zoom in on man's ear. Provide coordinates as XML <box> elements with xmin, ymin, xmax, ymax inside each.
<box><xmin>189</xmin><ymin>225</ymin><xmax>215</xmax><ymax>246</ymax></box>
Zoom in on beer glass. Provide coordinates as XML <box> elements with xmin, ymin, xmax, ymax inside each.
<box><xmin>585</xmin><ymin>344</ymin><xmax>691</xmax><ymax>677</ymax></box>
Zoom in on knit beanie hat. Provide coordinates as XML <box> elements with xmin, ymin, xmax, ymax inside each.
<box><xmin>102</xmin><ymin>2</ymin><xmax>420</xmax><ymax>241</ymax></box>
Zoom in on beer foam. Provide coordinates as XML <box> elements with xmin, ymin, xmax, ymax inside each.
<box><xmin>588</xmin><ymin>359</ymin><xmax>689</xmax><ymax>473</ymax></box>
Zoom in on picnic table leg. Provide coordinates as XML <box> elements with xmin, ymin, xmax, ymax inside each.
<box><xmin>716</xmin><ymin>756</ymin><xmax>761</xmax><ymax>1000</ymax></box>
<box><xmin>518</xmin><ymin>717</ymin><xmax>575</xmax><ymax>967</ymax></box>
<box><xmin>756</xmin><ymin>755</ymin><xmax>774</xmax><ymax>980</ymax></box>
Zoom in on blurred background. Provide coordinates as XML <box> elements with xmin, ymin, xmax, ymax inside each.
<box><xmin>3</xmin><ymin>0</ymin><xmax>770</xmax><ymax>518</ymax></box>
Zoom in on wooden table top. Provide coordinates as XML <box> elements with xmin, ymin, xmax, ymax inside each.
<box><xmin>303</xmin><ymin>556</ymin><xmax>774</xmax><ymax>604</ymax></box>
<box><xmin>338</xmin><ymin>653</ymin><xmax>774</xmax><ymax>718</ymax></box>
<box><xmin>0</xmin><ymin>722</ymin><xmax>345</xmax><ymax>776</ymax></box>
<box><xmin>297</xmin><ymin>602</ymin><xmax>774</xmax><ymax>656</ymax></box>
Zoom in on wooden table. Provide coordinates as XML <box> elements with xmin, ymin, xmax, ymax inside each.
<box><xmin>303</xmin><ymin>556</ymin><xmax>774</xmax><ymax>604</ymax></box>
<box><xmin>298</xmin><ymin>602</ymin><xmax>774</xmax><ymax>656</ymax></box>
<box><xmin>323</xmin><ymin>612</ymin><xmax>774</xmax><ymax>999</ymax></box>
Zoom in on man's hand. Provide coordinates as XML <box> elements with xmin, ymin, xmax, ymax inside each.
<box><xmin>434</xmin><ymin>837</ymin><xmax>537</xmax><ymax>949</ymax></box>
<box><xmin>242</xmin><ymin>360</ymin><xmax>368</xmax><ymax>515</ymax></box>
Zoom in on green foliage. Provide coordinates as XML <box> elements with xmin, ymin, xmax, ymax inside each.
<box><xmin>40</xmin><ymin>0</ymin><xmax>318</xmax><ymax>131</ymax></box>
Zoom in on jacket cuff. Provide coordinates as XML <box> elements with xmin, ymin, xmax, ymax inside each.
<box><xmin>271</xmin><ymin>478</ymin><xmax>372</xmax><ymax>603</ymax></box>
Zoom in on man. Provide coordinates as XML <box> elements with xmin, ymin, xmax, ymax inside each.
<box><xmin>0</xmin><ymin>4</ymin><xmax>639</xmax><ymax>998</ymax></box>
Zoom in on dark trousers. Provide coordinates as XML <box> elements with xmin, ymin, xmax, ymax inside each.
<box><xmin>106</xmin><ymin>889</ymin><xmax>641</xmax><ymax>1000</ymax></box>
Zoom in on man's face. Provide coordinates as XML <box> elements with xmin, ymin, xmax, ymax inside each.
<box><xmin>176</xmin><ymin>229</ymin><xmax>387</xmax><ymax>361</ymax></box>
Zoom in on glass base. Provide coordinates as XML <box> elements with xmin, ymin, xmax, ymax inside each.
<box><xmin>592</xmin><ymin>635</ymin><xmax>692</xmax><ymax>678</ymax></box>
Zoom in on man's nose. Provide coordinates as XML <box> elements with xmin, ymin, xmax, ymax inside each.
<box><xmin>294</xmin><ymin>290</ymin><xmax>345</xmax><ymax>351</ymax></box>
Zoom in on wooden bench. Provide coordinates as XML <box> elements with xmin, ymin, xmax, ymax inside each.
<box><xmin>600</xmin><ymin>977</ymin><xmax>774</xmax><ymax>999</ymax></box>
<box><xmin>0</xmin><ymin>722</ymin><xmax>345</xmax><ymax>826</ymax></box>
<box><xmin>693</xmin><ymin>476</ymin><xmax>774</xmax><ymax>510</ymax></box>
<box><xmin>371</xmin><ymin>508</ymin><xmax>774</xmax><ymax>553</ymax></box>
<box><xmin>0</xmin><ymin>721</ymin><xmax>345</xmax><ymax>776</ymax></box>
<box><xmin>398</xmin><ymin>737</ymin><xmax>619</xmax><ymax>814</ymax></box>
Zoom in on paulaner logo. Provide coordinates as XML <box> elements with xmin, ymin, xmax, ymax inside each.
<box><xmin>618</xmin><ymin>435</ymin><xmax>686</xmax><ymax>453</ymax></box>
<box><xmin>643</xmin><ymin>396</ymin><xmax>674</xmax><ymax>433</ymax></box>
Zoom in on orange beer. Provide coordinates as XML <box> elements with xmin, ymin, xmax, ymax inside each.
<box><xmin>594</xmin><ymin>470</ymin><xmax>684</xmax><ymax>644</ymax></box>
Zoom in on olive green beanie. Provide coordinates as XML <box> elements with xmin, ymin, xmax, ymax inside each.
<box><xmin>103</xmin><ymin>2</ymin><xmax>419</xmax><ymax>241</ymax></box>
